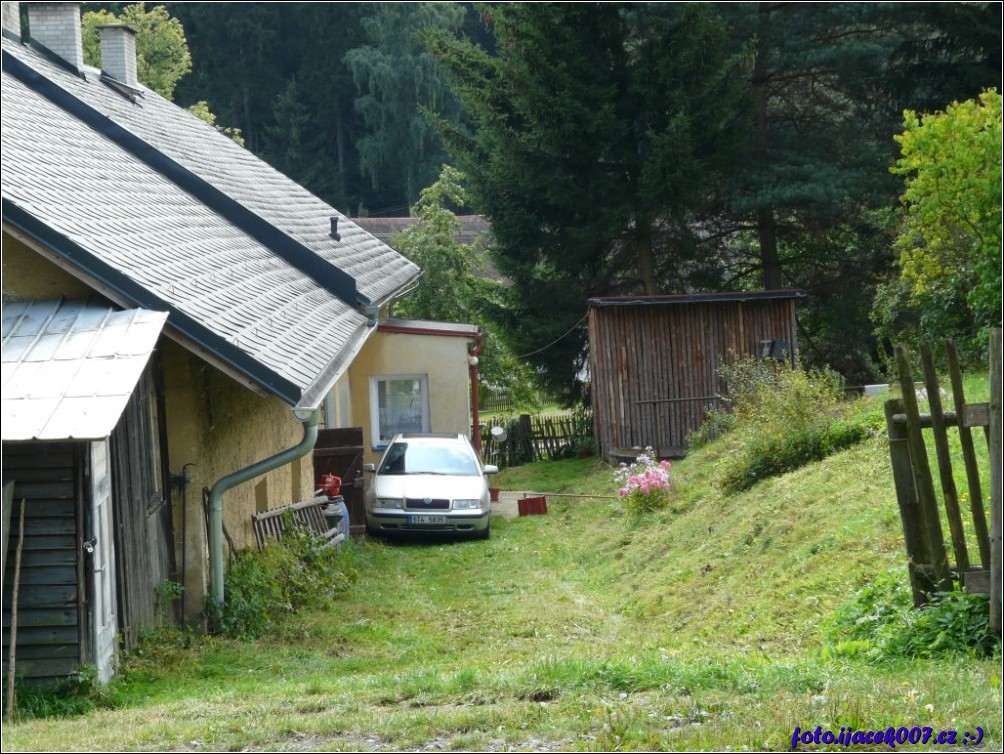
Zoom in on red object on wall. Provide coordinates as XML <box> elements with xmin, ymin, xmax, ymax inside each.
<box><xmin>518</xmin><ymin>496</ymin><xmax>547</xmax><ymax>516</ymax></box>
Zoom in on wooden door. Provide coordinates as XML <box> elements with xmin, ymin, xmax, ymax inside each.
<box><xmin>314</xmin><ymin>428</ymin><xmax>365</xmax><ymax>535</ymax></box>
<box><xmin>109</xmin><ymin>365</ymin><xmax>174</xmax><ymax>648</ymax></box>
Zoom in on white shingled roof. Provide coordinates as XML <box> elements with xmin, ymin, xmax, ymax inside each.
<box><xmin>1</xmin><ymin>298</ymin><xmax>167</xmax><ymax>441</ymax></box>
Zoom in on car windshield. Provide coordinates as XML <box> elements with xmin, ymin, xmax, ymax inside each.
<box><xmin>378</xmin><ymin>442</ymin><xmax>480</xmax><ymax>476</ymax></box>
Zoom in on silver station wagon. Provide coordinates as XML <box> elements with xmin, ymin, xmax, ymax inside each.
<box><xmin>364</xmin><ymin>433</ymin><xmax>499</xmax><ymax>539</ymax></box>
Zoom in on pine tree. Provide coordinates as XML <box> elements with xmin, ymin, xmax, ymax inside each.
<box><xmin>426</xmin><ymin>3</ymin><xmax>749</xmax><ymax>394</ymax></box>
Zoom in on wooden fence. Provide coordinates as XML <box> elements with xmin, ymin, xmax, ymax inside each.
<box><xmin>478</xmin><ymin>389</ymin><xmax>565</xmax><ymax>416</ymax></box>
<box><xmin>883</xmin><ymin>330</ymin><xmax>1001</xmax><ymax>634</ymax></box>
<box><xmin>478</xmin><ymin>411</ymin><xmax>591</xmax><ymax>469</ymax></box>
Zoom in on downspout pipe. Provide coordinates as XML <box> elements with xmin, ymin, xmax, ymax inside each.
<box><xmin>469</xmin><ymin>332</ymin><xmax>485</xmax><ymax>453</ymax></box>
<box><xmin>206</xmin><ymin>409</ymin><xmax>320</xmax><ymax>621</ymax></box>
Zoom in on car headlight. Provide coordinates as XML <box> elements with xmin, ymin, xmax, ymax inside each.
<box><xmin>375</xmin><ymin>497</ymin><xmax>404</xmax><ymax>510</ymax></box>
<box><xmin>452</xmin><ymin>499</ymin><xmax>481</xmax><ymax>510</ymax></box>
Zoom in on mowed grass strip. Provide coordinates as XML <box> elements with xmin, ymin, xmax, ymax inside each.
<box><xmin>3</xmin><ymin>393</ymin><xmax>1000</xmax><ymax>751</ymax></box>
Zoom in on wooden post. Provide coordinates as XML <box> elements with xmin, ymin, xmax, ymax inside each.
<box><xmin>946</xmin><ymin>341</ymin><xmax>991</xmax><ymax>568</ymax></box>
<box><xmin>989</xmin><ymin>329</ymin><xmax>1001</xmax><ymax>635</ymax></box>
<box><xmin>5</xmin><ymin>501</ymin><xmax>26</xmax><ymax>718</ymax></box>
<box><xmin>920</xmin><ymin>344</ymin><xmax>969</xmax><ymax>580</ymax></box>
<box><xmin>885</xmin><ymin>399</ymin><xmax>937</xmax><ymax>605</ymax></box>
<box><xmin>895</xmin><ymin>345</ymin><xmax>952</xmax><ymax>592</ymax></box>
<box><xmin>518</xmin><ymin>414</ymin><xmax>534</xmax><ymax>463</ymax></box>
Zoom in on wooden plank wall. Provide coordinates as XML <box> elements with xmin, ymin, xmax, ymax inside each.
<box><xmin>110</xmin><ymin>367</ymin><xmax>174</xmax><ymax>650</ymax></box>
<box><xmin>589</xmin><ymin>299</ymin><xmax>798</xmax><ymax>457</ymax></box>
<box><xmin>2</xmin><ymin>442</ymin><xmax>83</xmax><ymax>683</ymax></box>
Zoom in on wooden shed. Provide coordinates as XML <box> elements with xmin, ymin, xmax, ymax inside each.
<box><xmin>587</xmin><ymin>290</ymin><xmax>805</xmax><ymax>459</ymax></box>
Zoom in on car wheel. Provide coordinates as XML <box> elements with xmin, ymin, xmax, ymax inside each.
<box><xmin>476</xmin><ymin>522</ymin><xmax>490</xmax><ymax>541</ymax></box>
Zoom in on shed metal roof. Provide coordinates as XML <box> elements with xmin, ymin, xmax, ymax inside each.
<box><xmin>1</xmin><ymin>299</ymin><xmax>168</xmax><ymax>441</ymax></box>
<box><xmin>588</xmin><ymin>290</ymin><xmax>807</xmax><ymax>307</ymax></box>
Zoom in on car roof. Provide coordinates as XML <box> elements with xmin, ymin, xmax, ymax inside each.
<box><xmin>394</xmin><ymin>433</ymin><xmax>467</xmax><ymax>443</ymax></box>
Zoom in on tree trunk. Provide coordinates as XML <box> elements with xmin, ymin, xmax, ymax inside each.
<box><xmin>758</xmin><ymin>207</ymin><xmax>782</xmax><ymax>289</ymax></box>
<box><xmin>335</xmin><ymin>99</ymin><xmax>347</xmax><ymax>206</ymax></box>
<box><xmin>636</xmin><ymin>223</ymin><xmax>657</xmax><ymax>295</ymax></box>
<box><xmin>753</xmin><ymin>3</ymin><xmax>783</xmax><ymax>291</ymax></box>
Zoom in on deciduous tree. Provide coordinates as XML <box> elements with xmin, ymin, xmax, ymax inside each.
<box><xmin>392</xmin><ymin>166</ymin><xmax>541</xmax><ymax>408</ymax></box>
<box><xmin>82</xmin><ymin>3</ymin><xmax>192</xmax><ymax>100</ymax></box>
<box><xmin>874</xmin><ymin>90</ymin><xmax>1002</xmax><ymax>353</ymax></box>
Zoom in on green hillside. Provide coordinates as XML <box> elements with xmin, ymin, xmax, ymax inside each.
<box><xmin>3</xmin><ymin>389</ymin><xmax>999</xmax><ymax>751</ymax></box>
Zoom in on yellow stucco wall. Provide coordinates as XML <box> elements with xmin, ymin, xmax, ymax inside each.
<box><xmin>3</xmin><ymin>234</ymin><xmax>316</xmax><ymax>625</ymax></box>
<box><xmin>346</xmin><ymin>328</ymin><xmax>474</xmax><ymax>466</ymax></box>
<box><xmin>159</xmin><ymin>340</ymin><xmax>315</xmax><ymax>625</ymax></box>
<box><xmin>2</xmin><ymin>232</ymin><xmax>94</xmax><ymax>300</ymax></box>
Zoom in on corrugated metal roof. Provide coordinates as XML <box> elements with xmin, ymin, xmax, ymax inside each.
<box><xmin>2</xmin><ymin>299</ymin><xmax>168</xmax><ymax>441</ymax></box>
<box><xmin>588</xmin><ymin>290</ymin><xmax>807</xmax><ymax>307</ymax></box>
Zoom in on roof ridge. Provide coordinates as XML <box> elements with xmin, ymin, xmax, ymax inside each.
<box><xmin>2</xmin><ymin>46</ymin><xmax>366</xmax><ymax>310</ymax></box>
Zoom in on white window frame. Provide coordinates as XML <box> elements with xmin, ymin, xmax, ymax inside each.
<box><xmin>369</xmin><ymin>374</ymin><xmax>430</xmax><ymax>449</ymax></box>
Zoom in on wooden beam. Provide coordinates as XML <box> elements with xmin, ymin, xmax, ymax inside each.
<box><xmin>989</xmin><ymin>329</ymin><xmax>1001</xmax><ymax>635</ymax></box>
<box><xmin>920</xmin><ymin>344</ymin><xmax>969</xmax><ymax>579</ymax></box>
<box><xmin>946</xmin><ymin>341</ymin><xmax>991</xmax><ymax>569</ymax></box>
<box><xmin>895</xmin><ymin>346</ymin><xmax>952</xmax><ymax>593</ymax></box>
<box><xmin>963</xmin><ymin>403</ymin><xmax>991</xmax><ymax>428</ymax></box>
<box><xmin>885</xmin><ymin>399</ymin><xmax>937</xmax><ymax>605</ymax></box>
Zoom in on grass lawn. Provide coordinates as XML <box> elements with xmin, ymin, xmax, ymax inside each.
<box><xmin>3</xmin><ymin>395</ymin><xmax>1000</xmax><ymax>751</ymax></box>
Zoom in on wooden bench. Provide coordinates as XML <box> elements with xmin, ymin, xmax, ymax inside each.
<box><xmin>251</xmin><ymin>496</ymin><xmax>346</xmax><ymax>551</ymax></box>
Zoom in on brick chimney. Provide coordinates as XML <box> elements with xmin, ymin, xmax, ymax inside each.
<box><xmin>1</xmin><ymin>2</ymin><xmax>21</xmax><ymax>39</ymax></box>
<box><xmin>98</xmin><ymin>23</ymin><xmax>138</xmax><ymax>87</ymax></box>
<box><xmin>26</xmin><ymin>2</ymin><xmax>83</xmax><ymax>72</ymax></box>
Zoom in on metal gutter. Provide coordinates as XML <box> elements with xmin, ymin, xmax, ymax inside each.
<box><xmin>206</xmin><ymin>409</ymin><xmax>320</xmax><ymax>621</ymax></box>
<box><xmin>469</xmin><ymin>333</ymin><xmax>485</xmax><ymax>454</ymax></box>
<box><xmin>377</xmin><ymin>322</ymin><xmax>481</xmax><ymax>339</ymax></box>
<box><xmin>296</xmin><ymin>319</ymin><xmax>374</xmax><ymax>411</ymax></box>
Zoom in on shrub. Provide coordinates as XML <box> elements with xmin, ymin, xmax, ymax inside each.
<box><xmin>218</xmin><ymin>524</ymin><xmax>356</xmax><ymax>639</ymax></box>
<box><xmin>708</xmin><ymin>357</ymin><xmax>874</xmax><ymax>493</ymax></box>
<box><xmin>687</xmin><ymin>404</ymin><xmax>736</xmax><ymax>448</ymax></box>
<box><xmin>614</xmin><ymin>448</ymin><xmax>672</xmax><ymax>516</ymax></box>
<box><xmin>719</xmin><ymin>419</ymin><xmax>870</xmax><ymax>494</ymax></box>
<box><xmin>827</xmin><ymin>571</ymin><xmax>1000</xmax><ymax>661</ymax></box>
<box><xmin>3</xmin><ymin>666</ymin><xmax>105</xmax><ymax>721</ymax></box>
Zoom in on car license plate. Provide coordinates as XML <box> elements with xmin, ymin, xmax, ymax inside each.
<box><xmin>407</xmin><ymin>515</ymin><xmax>449</xmax><ymax>525</ymax></box>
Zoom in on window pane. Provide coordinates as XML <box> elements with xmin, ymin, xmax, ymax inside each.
<box><xmin>376</xmin><ymin>377</ymin><xmax>426</xmax><ymax>442</ymax></box>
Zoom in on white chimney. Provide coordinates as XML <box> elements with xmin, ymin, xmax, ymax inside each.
<box><xmin>2</xmin><ymin>2</ymin><xmax>21</xmax><ymax>39</ymax></box>
<box><xmin>98</xmin><ymin>23</ymin><xmax>138</xmax><ymax>87</ymax></box>
<box><xmin>26</xmin><ymin>2</ymin><xmax>83</xmax><ymax>72</ymax></box>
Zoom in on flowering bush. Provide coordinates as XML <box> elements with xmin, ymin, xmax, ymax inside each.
<box><xmin>614</xmin><ymin>447</ymin><xmax>671</xmax><ymax>515</ymax></box>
